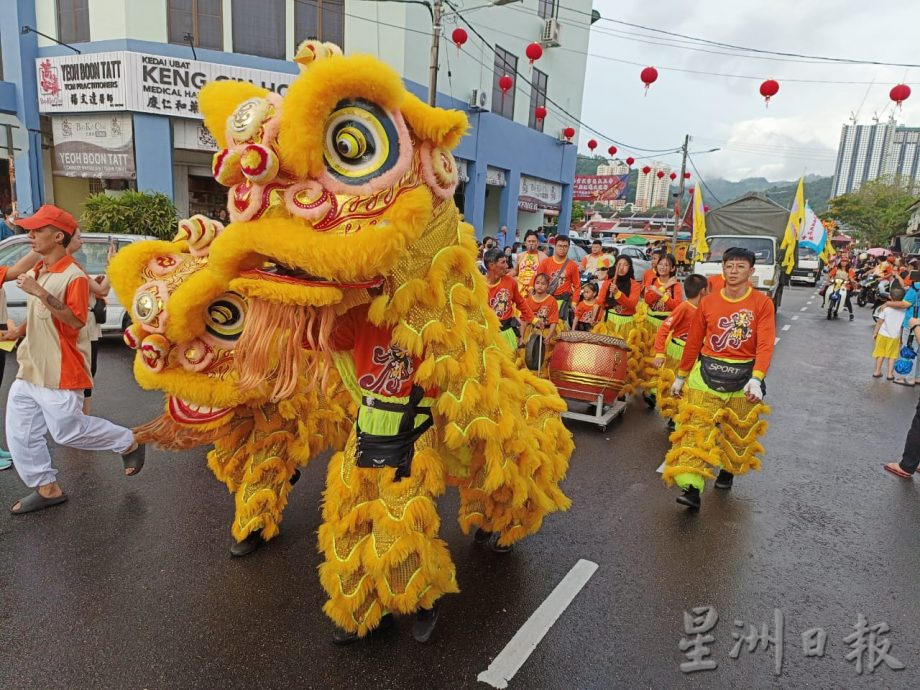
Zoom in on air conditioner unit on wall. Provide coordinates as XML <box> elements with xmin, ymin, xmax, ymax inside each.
<box><xmin>469</xmin><ymin>89</ymin><xmax>489</xmax><ymax>111</ymax></box>
<box><xmin>541</xmin><ymin>18</ymin><xmax>561</xmax><ymax>47</ymax></box>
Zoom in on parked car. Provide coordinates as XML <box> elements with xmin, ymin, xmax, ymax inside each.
<box><xmin>0</xmin><ymin>232</ymin><xmax>154</xmax><ymax>336</ymax></box>
<box><xmin>602</xmin><ymin>241</ymin><xmax>651</xmax><ymax>277</ymax></box>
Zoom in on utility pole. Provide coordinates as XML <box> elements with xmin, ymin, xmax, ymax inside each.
<box><xmin>428</xmin><ymin>0</ymin><xmax>444</xmax><ymax>106</ymax></box>
<box><xmin>671</xmin><ymin>134</ymin><xmax>690</xmax><ymax>253</ymax></box>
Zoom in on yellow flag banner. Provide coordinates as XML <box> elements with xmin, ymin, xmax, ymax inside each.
<box><xmin>692</xmin><ymin>186</ymin><xmax>708</xmax><ymax>257</ymax></box>
<box><xmin>781</xmin><ymin>177</ymin><xmax>805</xmax><ymax>274</ymax></box>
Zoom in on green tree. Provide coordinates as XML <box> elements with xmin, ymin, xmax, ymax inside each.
<box><xmin>571</xmin><ymin>202</ymin><xmax>586</xmax><ymax>223</ymax></box>
<box><xmin>824</xmin><ymin>177</ymin><xmax>916</xmax><ymax>247</ymax></box>
<box><xmin>82</xmin><ymin>191</ymin><xmax>179</xmax><ymax>241</ymax></box>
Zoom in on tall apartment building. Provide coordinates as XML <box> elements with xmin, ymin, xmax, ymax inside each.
<box><xmin>597</xmin><ymin>159</ymin><xmax>629</xmax><ymax>176</ymax></box>
<box><xmin>0</xmin><ymin>0</ymin><xmax>593</xmax><ymax>236</ymax></box>
<box><xmin>831</xmin><ymin>119</ymin><xmax>920</xmax><ymax>197</ymax></box>
<box><xmin>633</xmin><ymin>162</ymin><xmax>671</xmax><ymax>211</ymax></box>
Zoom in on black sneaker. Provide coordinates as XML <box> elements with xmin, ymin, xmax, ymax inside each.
<box><xmin>490</xmin><ymin>535</ymin><xmax>513</xmax><ymax>554</ymax></box>
<box><xmin>643</xmin><ymin>393</ymin><xmax>657</xmax><ymax>409</ymax></box>
<box><xmin>714</xmin><ymin>469</ymin><xmax>734</xmax><ymax>490</ymax></box>
<box><xmin>412</xmin><ymin>605</ymin><xmax>439</xmax><ymax>643</ymax></box>
<box><xmin>230</xmin><ymin>530</ymin><xmax>264</xmax><ymax>557</ymax></box>
<box><xmin>676</xmin><ymin>487</ymin><xmax>701</xmax><ymax>510</ymax></box>
<box><xmin>849</xmin><ymin>313</ymin><xmax>854</xmax><ymax>321</ymax></box>
<box><xmin>332</xmin><ymin>613</ymin><xmax>394</xmax><ymax>646</ymax></box>
<box><xmin>473</xmin><ymin>528</ymin><xmax>492</xmax><ymax>545</ymax></box>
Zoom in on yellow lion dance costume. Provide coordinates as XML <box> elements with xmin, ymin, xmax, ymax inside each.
<box><xmin>108</xmin><ymin>217</ymin><xmax>352</xmax><ymax>552</ymax></box>
<box><xmin>114</xmin><ymin>42</ymin><xmax>573</xmax><ymax>641</ymax></box>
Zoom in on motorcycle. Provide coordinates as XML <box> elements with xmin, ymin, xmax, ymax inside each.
<box><xmin>856</xmin><ymin>276</ymin><xmax>877</xmax><ymax>307</ymax></box>
<box><xmin>826</xmin><ymin>277</ymin><xmax>847</xmax><ymax>320</ymax></box>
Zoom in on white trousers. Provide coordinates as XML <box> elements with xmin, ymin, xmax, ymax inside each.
<box><xmin>6</xmin><ymin>379</ymin><xmax>135</xmax><ymax>488</ymax></box>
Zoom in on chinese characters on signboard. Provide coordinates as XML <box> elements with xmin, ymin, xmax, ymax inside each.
<box><xmin>518</xmin><ymin>174</ymin><xmax>563</xmax><ymax>212</ymax></box>
<box><xmin>573</xmin><ymin>174</ymin><xmax>628</xmax><ymax>202</ymax></box>
<box><xmin>37</xmin><ymin>51</ymin><xmax>296</xmax><ymax>120</ymax></box>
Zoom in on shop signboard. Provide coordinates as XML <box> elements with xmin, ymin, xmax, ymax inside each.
<box><xmin>486</xmin><ymin>166</ymin><xmax>507</xmax><ymax>187</ymax></box>
<box><xmin>173</xmin><ymin>118</ymin><xmax>219</xmax><ymax>152</ymax></box>
<box><xmin>518</xmin><ymin>174</ymin><xmax>562</xmax><ymax>212</ymax></box>
<box><xmin>37</xmin><ymin>51</ymin><xmax>295</xmax><ymax>120</ymax></box>
<box><xmin>573</xmin><ymin>174</ymin><xmax>628</xmax><ymax>202</ymax></box>
<box><xmin>51</xmin><ymin>113</ymin><xmax>135</xmax><ymax>178</ymax></box>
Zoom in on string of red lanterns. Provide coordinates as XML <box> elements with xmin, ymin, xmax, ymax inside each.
<box><xmin>642</xmin><ymin>165</ymin><xmax>652</xmax><ymax>174</ymax></box>
<box><xmin>890</xmin><ymin>84</ymin><xmax>911</xmax><ymax>109</ymax></box>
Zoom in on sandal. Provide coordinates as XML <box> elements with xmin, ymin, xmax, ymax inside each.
<box><xmin>872</xmin><ymin>373</ymin><xmax>883</xmax><ymax>378</ymax></box>
<box><xmin>886</xmin><ymin>376</ymin><xmax>895</xmax><ymax>381</ymax></box>
<box><xmin>122</xmin><ymin>444</ymin><xmax>146</xmax><ymax>476</ymax></box>
<box><xmin>883</xmin><ymin>462</ymin><xmax>913</xmax><ymax>479</ymax></box>
<box><xmin>893</xmin><ymin>379</ymin><xmax>916</xmax><ymax>387</ymax></box>
<box><xmin>11</xmin><ymin>490</ymin><xmax>68</xmax><ymax>514</ymax></box>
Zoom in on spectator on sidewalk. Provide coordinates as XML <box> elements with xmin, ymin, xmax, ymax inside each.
<box><xmin>1</xmin><ymin>205</ymin><xmax>145</xmax><ymax>514</ymax></box>
<box><xmin>872</xmin><ymin>285</ymin><xmax>907</xmax><ymax>380</ymax></box>
<box><xmin>883</xmin><ymin>317</ymin><xmax>920</xmax><ymax>478</ymax></box>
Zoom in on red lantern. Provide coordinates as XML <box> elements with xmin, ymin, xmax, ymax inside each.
<box><xmin>689</xmin><ymin>187</ymin><xmax>695</xmax><ymax>194</ymax></box>
<box><xmin>704</xmin><ymin>205</ymin><xmax>710</xmax><ymax>212</ymax></box>
<box><xmin>534</xmin><ymin>105</ymin><xmax>547</xmax><ymax>121</ymax></box>
<box><xmin>656</xmin><ymin>170</ymin><xmax>665</xmax><ymax>179</ymax></box>
<box><xmin>759</xmin><ymin>79</ymin><xmax>779</xmax><ymax>106</ymax></box>
<box><xmin>451</xmin><ymin>28</ymin><xmax>468</xmax><ymax>50</ymax></box>
<box><xmin>625</xmin><ymin>157</ymin><xmax>635</xmax><ymax>166</ymax></box>
<box><xmin>608</xmin><ymin>145</ymin><xmax>617</xmax><ymax>156</ymax></box>
<box><xmin>640</xmin><ymin>66</ymin><xmax>658</xmax><ymax>94</ymax></box>
<box><xmin>669</xmin><ymin>172</ymin><xmax>677</xmax><ymax>181</ymax></box>
<box><xmin>563</xmin><ymin>126</ymin><xmax>575</xmax><ymax>140</ymax></box>
<box><xmin>499</xmin><ymin>75</ymin><xmax>513</xmax><ymax>93</ymax></box>
<box><xmin>890</xmin><ymin>84</ymin><xmax>911</xmax><ymax>109</ymax></box>
<box><xmin>587</xmin><ymin>139</ymin><xmax>597</xmax><ymax>152</ymax></box>
<box><xmin>525</xmin><ymin>42</ymin><xmax>543</xmax><ymax>65</ymax></box>
<box><xmin>684</xmin><ymin>172</ymin><xmax>691</xmax><ymax>179</ymax></box>
<box><xmin>642</xmin><ymin>165</ymin><xmax>652</xmax><ymax>175</ymax></box>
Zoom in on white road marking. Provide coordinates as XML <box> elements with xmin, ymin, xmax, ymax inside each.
<box><xmin>792</xmin><ymin>315</ymin><xmax>799</xmax><ymax>321</ymax></box>
<box><xmin>656</xmin><ymin>461</ymin><xmax>666</xmax><ymax>474</ymax></box>
<box><xmin>782</xmin><ymin>324</ymin><xmax>791</xmax><ymax>331</ymax></box>
<box><xmin>807</xmin><ymin>300</ymin><xmax>814</xmax><ymax>305</ymax></box>
<box><xmin>478</xmin><ymin>560</ymin><xmax>599</xmax><ymax>688</ymax></box>
<box><xmin>774</xmin><ymin>337</ymin><xmax>781</xmax><ymax>345</ymax></box>
<box><xmin>799</xmin><ymin>307</ymin><xmax>808</xmax><ymax>312</ymax></box>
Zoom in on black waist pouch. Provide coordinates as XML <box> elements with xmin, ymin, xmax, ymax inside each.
<box><xmin>356</xmin><ymin>385</ymin><xmax>433</xmax><ymax>480</ymax></box>
<box><xmin>698</xmin><ymin>355</ymin><xmax>755</xmax><ymax>394</ymax></box>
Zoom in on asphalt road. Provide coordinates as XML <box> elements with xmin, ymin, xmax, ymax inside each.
<box><xmin>1</xmin><ymin>285</ymin><xmax>919</xmax><ymax>689</ymax></box>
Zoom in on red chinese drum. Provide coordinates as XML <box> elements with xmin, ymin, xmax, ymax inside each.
<box><xmin>549</xmin><ymin>331</ymin><xmax>629</xmax><ymax>404</ymax></box>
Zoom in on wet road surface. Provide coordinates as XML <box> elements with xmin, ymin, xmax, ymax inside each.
<box><xmin>1</xmin><ymin>286</ymin><xmax>919</xmax><ymax>689</ymax></box>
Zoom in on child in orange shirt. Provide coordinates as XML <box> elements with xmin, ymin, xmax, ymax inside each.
<box><xmin>521</xmin><ymin>273</ymin><xmax>560</xmax><ymax>373</ymax></box>
<box><xmin>574</xmin><ymin>283</ymin><xmax>601</xmax><ymax>332</ymax></box>
<box><xmin>652</xmin><ymin>274</ymin><xmax>709</xmax><ymax>425</ymax></box>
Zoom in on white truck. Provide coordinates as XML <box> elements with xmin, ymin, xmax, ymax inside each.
<box><xmin>791</xmin><ymin>245</ymin><xmax>822</xmax><ymax>287</ymax></box>
<box><xmin>691</xmin><ymin>193</ymin><xmax>792</xmax><ymax>310</ymax></box>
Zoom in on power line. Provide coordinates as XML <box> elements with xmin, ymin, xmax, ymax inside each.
<box><xmin>686</xmin><ymin>154</ymin><xmax>723</xmax><ymax>205</ymax></box>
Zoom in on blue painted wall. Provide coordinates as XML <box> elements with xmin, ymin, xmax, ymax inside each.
<box><xmin>12</xmin><ymin>35</ymin><xmax>574</xmax><ymax>235</ymax></box>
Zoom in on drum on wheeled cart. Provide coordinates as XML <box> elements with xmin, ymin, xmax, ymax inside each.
<box><xmin>549</xmin><ymin>331</ymin><xmax>630</xmax><ymax>430</ymax></box>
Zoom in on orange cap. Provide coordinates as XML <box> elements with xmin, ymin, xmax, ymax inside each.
<box><xmin>14</xmin><ymin>204</ymin><xmax>78</xmax><ymax>235</ymax></box>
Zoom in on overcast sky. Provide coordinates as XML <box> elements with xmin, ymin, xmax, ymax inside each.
<box><xmin>581</xmin><ymin>0</ymin><xmax>920</xmax><ymax>182</ymax></box>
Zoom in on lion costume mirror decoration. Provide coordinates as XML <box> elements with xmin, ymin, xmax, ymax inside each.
<box><xmin>110</xmin><ymin>41</ymin><xmax>574</xmax><ymax>639</ymax></box>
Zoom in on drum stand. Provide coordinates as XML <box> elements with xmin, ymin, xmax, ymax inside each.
<box><xmin>557</xmin><ymin>386</ymin><xmax>627</xmax><ymax>432</ymax></box>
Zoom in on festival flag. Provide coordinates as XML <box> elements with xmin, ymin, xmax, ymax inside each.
<box><xmin>691</xmin><ymin>186</ymin><xmax>708</xmax><ymax>256</ymax></box>
<box><xmin>781</xmin><ymin>177</ymin><xmax>805</xmax><ymax>274</ymax></box>
<box><xmin>820</xmin><ymin>233</ymin><xmax>836</xmax><ymax>262</ymax></box>
<box><xmin>798</xmin><ymin>203</ymin><xmax>826</xmax><ymax>254</ymax></box>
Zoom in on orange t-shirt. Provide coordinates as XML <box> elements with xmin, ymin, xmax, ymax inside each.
<box><xmin>525</xmin><ymin>293</ymin><xmax>559</xmax><ymax>326</ymax></box>
<box><xmin>644</xmin><ymin>277</ymin><xmax>684</xmax><ymax>313</ymax></box>
<box><xmin>828</xmin><ymin>266</ymin><xmax>857</xmax><ymax>289</ymax></box>
<box><xmin>598</xmin><ymin>278</ymin><xmax>641</xmax><ymax>316</ymax></box>
<box><xmin>641</xmin><ymin>269</ymin><xmax>658</xmax><ymax>288</ymax></box>
<box><xmin>488</xmin><ymin>275</ymin><xmax>534</xmax><ymax>323</ymax></box>
<box><xmin>574</xmin><ymin>299</ymin><xmax>600</xmax><ymax>328</ymax></box>
<box><xmin>679</xmin><ymin>287</ymin><xmax>776</xmax><ymax>378</ymax></box>
<box><xmin>654</xmin><ymin>301</ymin><xmax>698</xmax><ymax>354</ymax></box>
<box><xmin>536</xmin><ymin>256</ymin><xmax>581</xmax><ymax>303</ymax></box>
<box><xmin>707</xmin><ymin>275</ymin><xmax>725</xmax><ymax>292</ymax></box>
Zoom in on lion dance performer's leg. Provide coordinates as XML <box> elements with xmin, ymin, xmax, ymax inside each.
<box><xmin>639</xmin><ymin>313</ymin><xmax>667</xmax><ymax>402</ymax></box>
<box><xmin>655</xmin><ymin>337</ymin><xmax>685</xmax><ymax>421</ymax></box>
<box><xmin>318</xmin><ymin>427</ymin><xmax>458</xmax><ymax>637</ymax></box>
<box><xmin>662</xmin><ymin>362</ymin><xmax>771</xmax><ymax>493</ymax></box>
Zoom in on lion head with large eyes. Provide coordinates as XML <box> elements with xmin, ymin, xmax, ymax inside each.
<box><xmin>198</xmin><ymin>40</ymin><xmax>469</xmax><ymax>307</ymax></box>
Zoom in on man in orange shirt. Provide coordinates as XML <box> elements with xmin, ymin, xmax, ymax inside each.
<box><xmin>580</xmin><ymin>239</ymin><xmax>611</xmax><ymax>278</ymax></box>
<box><xmin>485</xmin><ymin>248</ymin><xmax>535</xmax><ymax>351</ymax></box>
<box><xmin>535</xmin><ymin>235</ymin><xmax>580</xmax><ymax>327</ymax></box>
<box><xmin>511</xmin><ymin>230</ymin><xmax>546</xmax><ymax>297</ymax></box>
<box><xmin>1</xmin><ymin>205</ymin><xmax>144</xmax><ymax>514</ymax></box>
<box><xmin>663</xmin><ymin>247</ymin><xmax>776</xmax><ymax>510</ymax></box>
